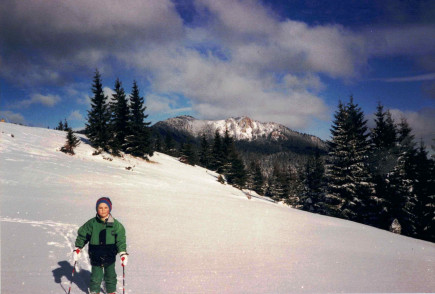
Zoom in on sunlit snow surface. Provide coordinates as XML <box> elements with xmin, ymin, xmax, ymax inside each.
<box><xmin>1</xmin><ymin>122</ymin><xmax>434</xmax><ymax>293</ymax></box>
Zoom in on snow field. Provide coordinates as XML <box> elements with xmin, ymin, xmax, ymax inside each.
<box><xmin>1</xmin><ymin>122</ymin><xmax>434</xmax><ymax>293</ymax></box>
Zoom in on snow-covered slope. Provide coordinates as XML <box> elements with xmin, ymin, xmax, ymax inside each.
<box><xmin>155</xmin><ymin>115</ymin><xmax>324</xmax><ymax>144</ymax></box>
<box><xmin>1</xmin><ymin>122</ymin><xmax>434</xmax><ymax>293</ymax></box>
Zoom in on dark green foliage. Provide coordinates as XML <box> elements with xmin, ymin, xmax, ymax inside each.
<box><xmin>199</xmin><ymin>133</ymin><xmax>212</xmax><ymax>169</ymax></box>
<box><xmin>387</xmin><ymin>118</ymin><xmax>418</xmax><ymax>236</ymax></box>
<box><xmin>85</xmin><ymin>70</ymin><xmax>111</xmax><ymax>152</ymax></box>
<box><xmin>154</xmin><ymin>132</ymin><xmax>163</xmax><ymax>152</ymax></box>
<box><xmin>252</xmin><ymin>162</ymin><xmax>265</xmax><ymax>195</ymax></box>
<box><xmin>414</xmin><ymin>141</ymin><xmax>435</xmax><ymax>241</ymax></box>
<box><xmin>325</xmin><ymin>97</ymin><xmax>375</xmax><ymax>222</ymax></box>
<box><xmin>300</xmin><ymin>149</ymin><xmax>326</xmax><ymax>212</ymax></box>
<box><xmin>56</xmin><ymin>119</ymin><xmax>69</xmax><ymax>131</ymax></box>
<box><xmin>109</xmin><ymin>78</ymin><xmax>130</xmax><ymax>155</ymax></box>
<box><xmin>164</xmin><ymin>132</ymin><xmax>177</xmax><ymax>156</ymax></box>
<box><xmin>211</xmin><ymin>130</ymin><xmax>225</xmax><ymax>172</ymax></box>
<box><xmin>180</xmin><ymin>141</ymin><xmax>198</xmax><ymax>166</ymax></box>
<box><xmin>226</xmin><ymin>149</ymin><xmax>247</xmax><ymax>189</ymax></box>
<box><xmin>60</xmin><ymin>128</ymin><xmax>81</xmax><ymax>155</ymax></box>
<box><xmin>124</xmin><ymin>81</ymin><xmax>153</xmax><ymax>159</ymax></box>
<box><xmin>56</xmin><ymin>120</ymin><xmax>64</xmax><ymax>131</ymax></box>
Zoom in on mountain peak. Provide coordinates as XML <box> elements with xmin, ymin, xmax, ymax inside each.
<box><xmin>156</xmin><ymin>115</ymin><xmax>325</xmax><ymax>147</ymax></box>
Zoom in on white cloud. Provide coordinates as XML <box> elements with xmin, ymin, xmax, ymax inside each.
<box><xmin>389</xmin><ymin>108</ymin><xmax>435</xmax><ymax>148</ymax></box>
<box><xmin>377</xmin><ymin>72</ymin><xmax>435</xmax><ymax>83</ymax></box>
<box><xmin>365</xmin><ymin>25</ymin><xmax>435</xmax><ymax>57</ymax></box>
<box><xmin>0</xmin><ymin>110</ymin><xmax>26</xmax><ymax>124</ymax></box>
<box><xmin>2</xmin><ymin>0</ymin><xmax>434</xmax><ymax>134</ymax></box>
<box><xmin>68</xmin><ymin>110</ymin><xmax>84</xmax><ymax>122</ymax></box>
<box><xmin>77</xmin><ymin>94</ymin><xmax>91</xmax><ymax>106</ymax></box>
<box><xmin>123</xmin><ymin>46</ymin><xmax>329</xmax><ymax>129</ymax></box>
<box><xmin>15</xmin><ymin>94</ymin><xmax>61</xmax><ymax>108</ymax></box>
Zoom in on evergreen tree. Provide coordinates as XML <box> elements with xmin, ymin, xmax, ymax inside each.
<box><xmin>199</xmin><ymin>133</ymin><xmax>212</xmax><ymax>169</ymax></box>
<box><xmin>325</xmin><ymin>98</ymin><xmax>374</xmax><ymax>222</ymax></box>
<box><xmin>324</xmin><ymin>101</ymin><xmax>350</xmax><ymax>217</ymax></box>
<box><xmin>369</xmin><ymin>103</ymin><xmax>398</xmax><ymax>228</ymax></box>
<box><xmin>226</xmin><ymin>149</ymin><xmax>247</xmax><ymax>189</ymax></box>
<box><xmin>387</xmin><ymin>118</ymin><xmax>418</xmax><ymax>236</ymax></box>
<box><xmin>414</xmin><ymin>140</ymin><xmax>435</xmax><ymax>241</ymax></box>
<box><xmin>63</xmin><ymin>119</ymin><xmax>69</xmax><ymax>131</ymax></box>
<box><xmin>422</xmin><ymin>141</ymin><xmax>435</xmax><ymax>241</ymax></box>
<box><xmin>86</xmin><ymin>69</ymin><xmax>111</xmax><ymax>152</ymax></box>
<box><xmin>250</xmin><ymin>161</ymin><xmax>264</xmax><ymax>195</ymax></box>
<box><xmin>267</xmin><ymin>164</ymin><xmax>285</xmax><ymax>201</ymax></box>
<box><xmin>154</xmin><ymin>133</ymin><xmax>163</xmax><ymax>152</ymax></box>
<box><xmin>60</xmin><ymin>128</ymin><xmax>81</xmax><ymax>155</ymax></box>
<box><xmin>300</xmin><ymin>149</ymin><xmax>326</xmax><ymax>212</ymax></box>
<box><xmin>180</xmin><ymin>141</ymin><xmax>197</xmax><ymax>166</ymax></box>
<box><xmin>284</xmin><ymin>169</ymin><xmax>303</xmax><ymax>207</ymax></box>
<box><xmin>56</xmin><ymin>120</ymin><xmax>64</xmax><ymax>131</ymax></box>
<box><xmin>211</xmin><ymin>130</ymin><xmax>224</xmax><ymax>172</ymax></box>
<box><xmin>125</xmin><ymin>81</ymin><xmax>153</xmax><ymax>159</ymax></box>
<box><xmin>109</xmin><ymin>78</ymin><xmax>130</xmax><ymax>155</ymax></box>
<box><xmin>164</xmin><ymin>133</ymin><xmax>176</xmax><ymax>156</ymax></box>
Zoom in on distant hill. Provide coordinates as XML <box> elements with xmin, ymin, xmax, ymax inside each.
<box><xmin>152</xmin><ymin>115</ymin><xmax>328</xmax><ymax>175</ymax></box>
<box><xmin>152</xmin><ymin>115</ymin><xmax>327</xmax><ymax>154</ymax></box>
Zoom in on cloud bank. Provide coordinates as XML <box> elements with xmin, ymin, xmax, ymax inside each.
<box><xmin>1</xmin><ymin>0</ymin><xmax>434</xmax><ymax>132</ymax></box>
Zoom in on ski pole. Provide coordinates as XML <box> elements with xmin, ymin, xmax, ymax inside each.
<box><xmin>123</xmin><ymin>264</ymin><xmax>126</xmax><ymax>294</ymax></box>
<box><xmin>68</xmin><ymin>261</ymin><xmax>77</xmax><ymax>294</ymax></box>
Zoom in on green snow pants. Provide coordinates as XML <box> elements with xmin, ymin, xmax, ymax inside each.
<box><xmin>90</xmin><ymin>262</ymin><xmax>117</xmax><ymax>293</ymax></box>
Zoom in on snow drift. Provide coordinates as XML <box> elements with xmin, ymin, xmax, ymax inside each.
<box><xmin>1</xmin><ymin>122</ymin><xmax>434</xmax><ymax>293</ymax></box>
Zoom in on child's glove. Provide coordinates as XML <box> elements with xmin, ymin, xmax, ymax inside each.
<box><xmin>120</xmin><ymin>252</ymin><xmax>129</xmax><ymax>267</ymax></box>
<box><xmin>73</xmin><ymin>248</ymin><xmax>81</xmax><ymax>262</ymax></box>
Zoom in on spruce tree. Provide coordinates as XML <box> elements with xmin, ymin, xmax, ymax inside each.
<box><xmin>125</xmin><ymin>81</ymin><xmax>153</xmax><ymax>159</ymax></box>
<box><xmin>164</xmin><ymin>133</ymin><xmax>176</xmax><ymax>156</ymax></box>
<box><xmin>251</xmin><ymin>161</ymin><xmax>264</xmax><ymax>195</ymax></box>
<box><xmin>285</xmin><ymin>169</ymin><xmax>303</xmax><ymax>207</ymax></box>
<box><xmin>60</xmin><ymin>128</ymin><xmax>81</xmax><ymax>155</ymax></box>
<box><xmin>180</xmin><ymin>141</ymin><xmax>197</xmax><ymax>166</ymax></box>
<box><xmin>369</xmin><ymin>103</ymin><xmax>398</xmax><ymax>228</ymax></box>
<box><xmin>324</xmin><ymin>101</ymin><xmax>350</xmax><ymax>217</ymax></box>
<box><xmin>325</xmin><ymin>98</ymin><xmax>374</xmax><ymax>222</ymax></box>
<box><xmin>212</xmin><ymin>130</ymin><xmax>224</xmax><ymax>172</ymax></box>
<box><xmin>301</xmin><ymin>149</ymin><xmax>326</xmax><ymax>212</ymax></box>
<box><xmin>155</xmin><ymin>133</ymin><xmax>163</xmax><ymax>152</ymax></box>
<box><xmin>56</xmin><ymin>120</ymin><xmax>64</xmax><ymax>131</ymax></box>
<box><xmin>199</xmin><ymin>133</ymin><xmax>212</xmax><ymax>169</ymax></box>
<box><xmin>387</xmin><ymin>118</ymin><xmax>418</xmax><ymax>236</ymax></box>
<box><xmin>414</xmin><ymin>140</ymin><xmax>435</xmax><ymax>241</ymax></box>
<box><xmin>86</xmin><ymin>70</ymin><xmax>111</xmax><ymax>152</ymax></box>
<box><xmin>108</xmin><ymin>79</ymin><xmax>130</xmax><ymax>155</ymax></box>
<box><xmin>226</xmin><ymin>149</ymin><xmax>247</xmax><ymax>189</ymax></box>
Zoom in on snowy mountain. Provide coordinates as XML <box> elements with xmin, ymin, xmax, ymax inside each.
<box><xmin>154</xmin><ymin>115</ymin><xmax>325</xmax><ymax>146</ymax></box>
<box><xmin>1</xmin><ymin>122</ymin><xmax>434</xmax><ymax>293</ymax></box>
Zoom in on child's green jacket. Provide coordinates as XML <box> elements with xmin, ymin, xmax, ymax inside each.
<box><xmin>75</xmin><ymin>214</ymin><xmax>127</xmax><ymax>266</ymax></box>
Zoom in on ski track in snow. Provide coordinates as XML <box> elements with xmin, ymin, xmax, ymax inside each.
<box><xmin>0</xmin><ymin>217</ymin><xmax>93</xmax><ymax>288</ymax></box>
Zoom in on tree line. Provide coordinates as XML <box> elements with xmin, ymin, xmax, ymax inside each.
<box><xmin>299</xmin><ymin>98</ymin><xmax>434</xmax><ymax>242</ymax></box>
<box><xmin>156</xmin><ymin>97</ymin><xmax>434</xmax><ymax>242</ymax></box>
<box><xmin>65</xmin><ymin>70</ymin><xmax>434</xmax><ymax>242</ymax></box>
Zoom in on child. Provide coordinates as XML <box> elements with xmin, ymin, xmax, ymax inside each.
<box><xmin>73</xmin><ymin>197</ymin><xmax>128</xmax><ymax>294</ymax></box>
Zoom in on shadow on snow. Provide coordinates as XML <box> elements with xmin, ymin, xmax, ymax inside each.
<box><xmin>52</xmin><ymin>261</ymin><xmax>90</xmax><ymax>293</ymax></box>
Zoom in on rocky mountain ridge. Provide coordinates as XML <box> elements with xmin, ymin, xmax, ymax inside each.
<box><xmin>154</xmin><ymin>115</ymin><xmax>325</xmax><ymax>147</ymax></box>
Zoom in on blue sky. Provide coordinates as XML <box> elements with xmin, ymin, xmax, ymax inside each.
<box><xmin>1</xmin><ymin>0</ymin><xmax>434</xmax><ymax>146</ymax></box>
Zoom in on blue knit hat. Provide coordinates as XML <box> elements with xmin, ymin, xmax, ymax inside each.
<box><xmin>96</xmin><ymin>197</ymin><xmax>112</xmax><ymax>212</ymax></box>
